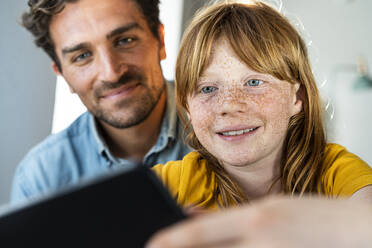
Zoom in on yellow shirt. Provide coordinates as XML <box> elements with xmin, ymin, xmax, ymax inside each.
<box><xmin>322</xmin><ymin>144</ymin><xmax>372</xmax><ymax>197</ymax></box>
<box><xmin>152</xmin><ymin>152</ymin><xmax>219</xmax><ymax>209</ymax></box>
<box><xmin>152</xmin><ymin>144</ymin><xmax>372</xmax><ymax>209</ymax></box>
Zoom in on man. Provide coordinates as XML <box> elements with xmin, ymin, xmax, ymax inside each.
<box><xmin>11</xmin><ymin>0</ymin><xmax>190</xmax><ymax>204</ymax></box>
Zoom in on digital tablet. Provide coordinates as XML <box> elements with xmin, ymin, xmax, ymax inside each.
<box><xmin>0</xmin><ymin>166</ymin><xmax>186</xmax><ymax>247</ymax></box>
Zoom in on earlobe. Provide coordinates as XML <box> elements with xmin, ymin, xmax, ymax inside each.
<box><xmin>51</xmin><ymin>62</ymin><xmax>61</xmax><ymax>75</ymax></box>
<box><xmin>158</xmin><ymin>24</ymin><xmax>167</xmax><ymax>61</ymax></box>
<box><xmin>292</xmin><ymin>83</ymin><xmax>303</xmax><ymax>115</ymax></box>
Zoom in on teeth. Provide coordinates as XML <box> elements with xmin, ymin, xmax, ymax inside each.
<box><xmin>221</xmin><ymin>128</ymin><xmax>256</xmax><ymax>136</ymax></box>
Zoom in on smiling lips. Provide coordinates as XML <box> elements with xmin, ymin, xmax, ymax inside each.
<box><xmin>101</xmin><ymin>83</ymin><xmax>139</xmax><ymax>99</ymax></box>
<box><xmin>220</xmin><ymin>127</ymin><xmax>258</xmax><ymax>136</ymax></box>
<box><xmin>217</xmin><ymin>126</ymin><xmax>260</xmax><ymax>139</ymax></box>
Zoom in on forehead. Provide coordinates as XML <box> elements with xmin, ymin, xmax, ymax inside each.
<box><xmin>50</xmin><ymin>0</ymin><xmax>148</xmax><ymax>49</ymax></box>
<box><xmin>200</xmin><ymin>38</ymin><xmax>253</xmax><ymax>81</ymax></box>
<box><xmin>210</xmin><ymin>39</ymin><xmax>244</xmax><ymax>68</ymax></box>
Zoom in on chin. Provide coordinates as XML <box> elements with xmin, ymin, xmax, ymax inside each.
<box><xmin>218</xmin><ymin>154</ymin><xmax>257</xmax><ymax>168</ymax></box>
<box><xmin>205</xmin><ymin>146</ymin><xmax>252</xmax><ymax>166</ymax></box>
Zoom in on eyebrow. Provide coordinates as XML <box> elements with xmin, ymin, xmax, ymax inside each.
<box><xmin>106</xmin><ymin>22</ymin><xmax>142</xmax><ymax>40</ymax></box>
<box><xmin>62</xmin><ymin>43</ymin><xmax>90</xmax><ymax>57</ymax></box>
<box><xmin>61</xmin><ymin>23</ymin><xmax>142</xmax><ymax>57</ymax></box>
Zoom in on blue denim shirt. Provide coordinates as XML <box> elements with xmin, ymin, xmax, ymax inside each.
<box><xmin>10</xmin><ymin>81</ymin><xmax>191</xmax><ymax>205</ymax></box>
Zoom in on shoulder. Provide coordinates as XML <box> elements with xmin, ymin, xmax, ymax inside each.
<box><xmin>152</xmin><ymin>152</ymin><xmax>216</xmax><ymax>207</ymax></box>
<box><xmin>322</xmin><ymin>143</ymin><xmax>372</xmax><ymax>197</ymax></box>
<box><xmin>324</xmin><ymin>143</ymin><xmax>358</xmax><ymax>161</ymax></box>
<box><xmin>20</xmin><ymin>112</ymin><xmax>92</xmax><ymax>164</ymax></box>
<box><xmin>152</xmin><ymin>151</ymin><xmax>204</xmax><ymax>184</ymax></box>
<box><xmin>323</xmin><ymin>143</ymin><xmax>370</xmax><ymax>171</ymax></box>
<box><xmin>11</xmin><ymin>112</ymin><xmax>95</xmax><ymax>204</ymax></box>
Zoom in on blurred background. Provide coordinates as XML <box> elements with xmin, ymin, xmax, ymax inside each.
<box><xmin>0</xmin><ymin>0</ymin><xmax>371</xmax><ymax>205</ymax></box>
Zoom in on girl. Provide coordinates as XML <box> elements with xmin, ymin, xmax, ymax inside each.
<box><xmin>152</xmin><ymin>0</ymin><xmax>372</xmax><ymax>209</ymax></box>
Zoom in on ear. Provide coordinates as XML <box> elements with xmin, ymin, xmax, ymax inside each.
<box><xmin>291</xmin><ymin>83</ymin><xmax>303</xmax><ymax>116</ymax></box>
<box><xmin>186</xmin><ymin>111</ymin><xmax>190</xmax><ymax>120</ymax></box>
<box><xmin>52</xmin><ymin>62</ymin><xmax>76</xmax><ymax>94</ymax></box>
<box><xmin>52</xmin><ymin>62</ymin><xmax>61</xmax><ymax>76</ymax></box>
<box><xmin>183</xmin><ymin>100</ymin><xmax>190</xmax><ymax>120</ymax></box>
<box><xmin>157</xmin><ymin>24</ymin><xmax>166</xmax><ymax>61</ymax></box>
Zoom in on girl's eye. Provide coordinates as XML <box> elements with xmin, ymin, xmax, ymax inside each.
<box><xmin>247</xmin><ymin>79</ymin><xmax>264</xmax><ymax>86</ymax></box>
<box><xmin>201</xmin><ymin>86</ymin><xmax>217</xmax><ymax>94</ymax></box>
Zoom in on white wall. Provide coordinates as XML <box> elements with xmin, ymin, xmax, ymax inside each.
<box><xmin>282</xmin><ymin>0</ymin><xmax>372</xmax><ymax>165</ymax></box>
<box><xmin>0</xmin><ymin>1</ymin><xmax>56</xmax><ymax>205</ymax></box>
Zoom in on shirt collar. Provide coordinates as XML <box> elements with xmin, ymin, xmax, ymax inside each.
<box><xmin>89</xmin><ymin>113</ymin><xmax>109</xmax><ymax>157</ymax></box>
<box><xmin>140</xmin><ymin>80</ymin><xmax>178</xmax><ymax>155</ymax></box>
<box><xmin>163</xmin><ymin>80</ymin><xmax>178</xmax><ymax>141</ymax></box>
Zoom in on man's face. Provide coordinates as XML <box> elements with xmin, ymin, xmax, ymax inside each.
<box><xmin>50</xmin><ymin>0</ymin><xmax>166</xmax><ymax>128</ymax></box>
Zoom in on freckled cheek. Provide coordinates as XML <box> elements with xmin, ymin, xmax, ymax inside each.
<box><xmin>188</xmin><ymin>101</ymin><xmax>215</xmax><ymax>133</ymax></box>
<box><xmin>260</xmin><ymin>97</ymin><xmax>292</xmax><ymax>129</ymax></box>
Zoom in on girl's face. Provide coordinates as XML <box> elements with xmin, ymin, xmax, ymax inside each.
<box><xmin>187</xmin><ymin>38</ymin><xmax>302</xmax><ymax>169</ymax></box>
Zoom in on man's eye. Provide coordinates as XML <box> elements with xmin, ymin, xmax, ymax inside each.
<box><xmin>246</xmin><ymin>79</ymin><xmax>264</xmax><ymax>87</ymax></box>
<box><xmin>201</xmin><ymin>86</ymin><xmax>217</xmax><ymax>94</ymax></box>
<box><xmin>116</xmin><ymin>37</ymin><xmax>137</xmax><ymax>47</ymax></box>
<box><xmin>73</xmin><ymin>51</ymin><xmax>92</xmax><ymax>62</ymax></box>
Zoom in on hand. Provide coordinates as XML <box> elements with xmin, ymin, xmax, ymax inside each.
<box><xmin>146</xmin><ymin>197</ymin><xmax>372</xmax><ymax>248</ymax></box>
<box><xmin>184</xmin><ymin>205</ymin><xmax>209</xmax><ymax>217</ymax></box>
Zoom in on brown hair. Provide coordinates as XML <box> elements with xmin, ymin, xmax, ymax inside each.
<box><xmin>22</xmin><ymin>0</ymin><xmax>161</xmax><ymax>71</ymax></box>
<box><xmin>176</xmin><ymin>1</ymin><xmax>326</xmax><ymax>207</ymax></box>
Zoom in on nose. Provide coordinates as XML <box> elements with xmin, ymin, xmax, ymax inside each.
<box><xmin>216</xmin><ymin>86</ymin><xmax>247</xmax><ymax>116</ymax></box>
<box><xmin>97</xmin><ymin>48</ymin><xmax>127</xmax><ymax>83</ymax></box>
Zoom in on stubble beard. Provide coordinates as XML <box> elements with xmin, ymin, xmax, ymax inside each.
<box><xmin>94</xmin><ymin>82</ymin><xmax>165</xmax><ymax>129</ymax></box>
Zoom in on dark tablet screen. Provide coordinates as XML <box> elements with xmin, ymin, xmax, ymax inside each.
<box><xmin>0</xmin><ymin>166</ymin><xmax>186</xmax><ymax>247</ymax></box>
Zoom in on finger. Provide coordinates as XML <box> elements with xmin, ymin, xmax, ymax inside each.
<box><xmin>147</xmin><ymin>232</ymin><xmax>242</xmax><ymax>248</ymax></box>
<box><xmin>185</xmin><ymin>206</ymin><xmax>209</xmax><ymax>217</ymax></box>
<box><xmin>146</xmin><ymin>207</ymin><xmax>249</xmax><ymax>248</ymax></box>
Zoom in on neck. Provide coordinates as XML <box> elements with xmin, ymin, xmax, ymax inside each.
<box><xmin>99</xmin><ymin>90</ymin><xmax>167</xmax><ymax>162</ymax></box>
<box><xmin>223</xmin><ymin>151</ymin><xmax>283</xmax><ymax>201</ymax></box>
